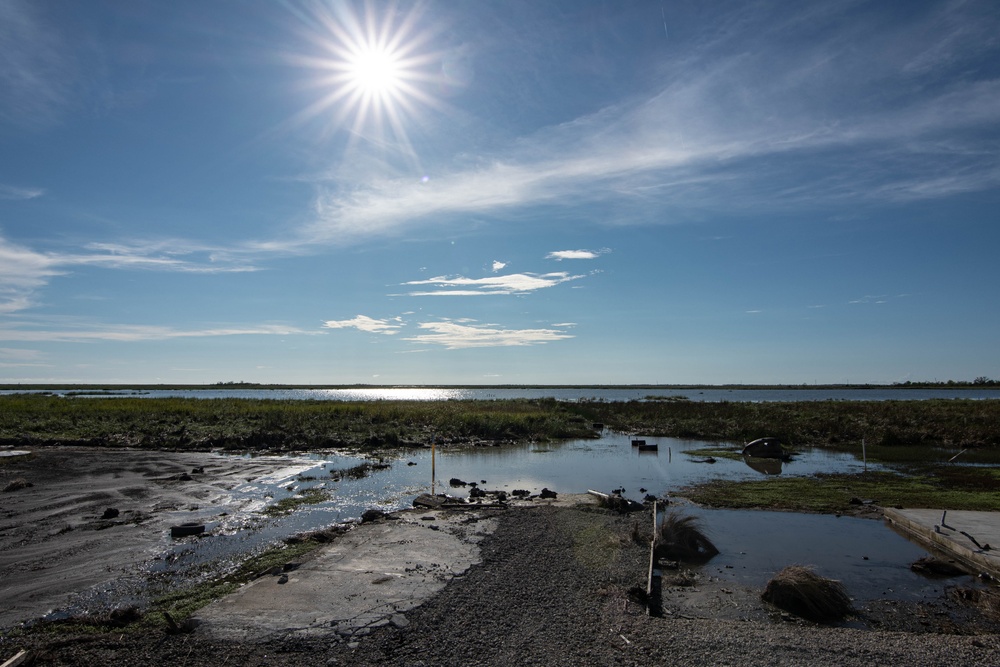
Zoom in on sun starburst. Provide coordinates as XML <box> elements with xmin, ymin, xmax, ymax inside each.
<box><xmin>288</xmin><ymin>2</ymin><xmax>443</xmax><ymax>157</ymax></box>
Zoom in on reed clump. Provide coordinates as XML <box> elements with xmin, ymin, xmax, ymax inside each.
<box><xmin>762</xmin><ymin>565</ymin><xmax>854</xmax><ymax>623</ymax></box>
<box><xmin>655</xmin><ymin>512</ymin><xmax>719</xmax><ymax>562</ymax></box>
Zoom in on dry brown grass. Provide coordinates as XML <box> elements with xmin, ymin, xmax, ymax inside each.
<box><xmin>762</xmin><ymin>565</ymin><xmax>854</xmax><ymax>623</ymax></box>
<box><xmin>655</xmin><ymin>512</ymin><xmax>719</xmax><ymax>562</ymax></box>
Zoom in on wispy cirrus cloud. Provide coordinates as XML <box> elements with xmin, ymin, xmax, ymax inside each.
<box><xmin>322</xmin><ymin>315</ymin><xmax>403</xmax><ymax>334</ymax></box>
<box><xmin>277</xmin><ymin>1</ymin><xmax>1000</xmax><ymax>248</ymax></box>
<box><xmin>0</xmin><ymin>184</ymin><xmax>44</xmax><ymax>200</ymax></box>
<box><xmin>0</xmin><ymin>233</ymin><xmax>259</xmax><ymax>313</ymax></box>
<box><xmin>0</xmin><ymin>322</ymin><xmax>310</xmax><ymax>343</ymax></box>
<box><xmin>404</xmin><ymin>320</ymin><xmax>573</xmax><ymax>349</ymax></box>
<box><xmin>0</xmin><ymin>0</ymin><xmax>76</xmax><ymax>128</ymax></box>
<box><xmin>402</xmin><ymin>271</ymin><xmax>583</xmax><ymax>296</ymax></box>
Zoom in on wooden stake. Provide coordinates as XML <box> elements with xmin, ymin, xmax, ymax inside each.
<box><xmin>647</xmin><ymin>501</ymin><xmax>658</xmax><ymax>615</ymax></box>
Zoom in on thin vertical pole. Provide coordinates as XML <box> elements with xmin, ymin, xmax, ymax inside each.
<box><xmin>862</xmin><ymin>437</ymin><xmax>866</xmax><ymax>472</ymax></box>
<box><xmin>431</xmin><ymin>437</ymin><xmax>436</xmax><ymax>495</ymax></box>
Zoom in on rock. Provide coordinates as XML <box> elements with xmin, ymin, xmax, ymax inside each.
<box><xmin>413</xmin><ymin>494</ymin><xmax>448</xmax><ymax>508</ymax></box>
<box><xmin>469</xmin><ymin>487</ymin><xmax>487</xmax><ymax>499</ymax></box>
<box><xmin>170</xmin><ymin>522</ymin><xmax>205</xmax><ymax>538</ymax></box>
<box><xmin>102</xmin><ymin>507</ymin><xmax>120</xmax><ymax>519</ymax></box>
<box><xmin>449</xmin><ymin>478</ymin><xmax>468</xmax><ymax>487</ymax></box>
<box><xmin>278</xmin><ymin>574</ymin><xmax>289</xmax><ymax>584</ymax></box>
<box><xmin>511</xmin><ymin>489</ymin><xmax>530</xmax><ymax>497</ymax></box>
<box><xmin>539</xmin><ymin>488</ymin><xmax>558</xmax><ymax>499</ymax></box>
<box><xmin>361</xmin><ymin>509</ymin><xmax>387</xmax><ymax>523</ymax></box>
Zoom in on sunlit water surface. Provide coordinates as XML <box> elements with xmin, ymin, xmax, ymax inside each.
<box><xmin>57</xmin><ymin>432</ymin><xmax>972</xmax><ymax>619</ymax></box>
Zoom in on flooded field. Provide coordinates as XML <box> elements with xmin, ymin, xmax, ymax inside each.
<box><xmin>56</xmin><ymin>431</ymin><xmax>974</xmax><ymax>621</ymax></box>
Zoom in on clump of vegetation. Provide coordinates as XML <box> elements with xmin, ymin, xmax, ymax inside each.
<box><xmin>655</xmin><ymin>512</ymin><xmax>719</xmax><ymax>562</ymax></box>
<box><xmin>3</xmin><ymin>477</ymin><xmax>32</xmax><ymax>492</ymax></box>
<box><xmin>263</xmin><ymin>487</ymin><xmax>330</xmax><ymax>516</ymax></box>
<box><xmin>762</xmin><ymin>565</ymin><xmax>854</xmax><ymax>623</ymax></box>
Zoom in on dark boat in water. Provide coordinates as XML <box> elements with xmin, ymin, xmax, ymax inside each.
<box><xmin>742</xmin><ymin>437</ymin><xmax>790</xmax><ymax>460</ymax></box>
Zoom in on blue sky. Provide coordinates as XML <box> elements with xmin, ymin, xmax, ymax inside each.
<box><xmin>1</xmin><ymin>0</ymin><xmax>998</xmax><ymax>385</ymax></box>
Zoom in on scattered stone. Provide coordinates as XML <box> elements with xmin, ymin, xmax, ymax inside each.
<box><xmin>911</xmin><ymin>556</ymin><xmax>968</xmax><ymax>577</ymax></box>
<box><xmin>421</xmin><ymin>516</ymin><xmax>436</xmax><ymax>521</ymax></box>
<box><xmin>191</xmin><ymin>466</ymin><xmax>205</xmax><ymax>474</ymax></box>
<box><xmin>449</xmin><ymin>478</ymin><xmax>468</xmax><ymax>487</ymax></box>
<box><xmin>469</xmin><ymin>487</ymin><xmax>486</xmax><ymax>499</ymax></box>
<box><xmin>278</xmin><ymin>574</ymin><xmax>289</xmax><ymax>584</ymax></box>
<box><xmin>361</xmin><ymin>509</ymin><xmax>387</xmax><ymax>523</ymax></box>
<box><xmin>413</xmin><ymin>494</ymin><xmax>448</xmax><ymax>508</ymax></box>
<box><xmin>390</xmin><ymin>614</ymin><xmax>409</xmax><ymax>629</ymax></box>
<box><xmin>407</xmin><ymin>461</ymin><xmax>417</xmax><ymax>466</ymax></box>
<box><xmin>178</xmin><ymin>473</ymin><xmax>193</xmax><ymax>481</ymax></box>
<box><xmin>511</xmin><ymin>489</ymin><xmax>530</xmax><ymax>497</ymax></box>
<box><xmin>539</xmin><ymin>488</ymin><xmax>558</xmax><ymax>499</ymax></box>
<box><xmin>101</xmin><ymin>507</ymin><xmax>120</xmax><ymax>519</ymax></box>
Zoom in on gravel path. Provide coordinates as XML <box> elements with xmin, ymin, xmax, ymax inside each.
<box><xmin>7</xmin><ymin>505</ymin><xmax>1000</xmax><ymax>666</ymax></box>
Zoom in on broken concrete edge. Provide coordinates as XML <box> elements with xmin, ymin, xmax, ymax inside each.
<box><xmin>883</xmin><ymin>508</ymin><xmax>1000</xmax><ymax>580</ymax></box>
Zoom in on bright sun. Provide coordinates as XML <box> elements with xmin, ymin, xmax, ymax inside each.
<box><xmin>348</xmin><ymin>47</ymin><xmax>402</xmax><ymax>96</ymax></box>
<box><xmin>290</xmin><ymin>3</ymin><xmax>442</xmax><ymax>155</ymax></box>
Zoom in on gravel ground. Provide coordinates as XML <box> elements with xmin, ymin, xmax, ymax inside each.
<box><xmin>6</xmin><ymin>504</ymin><xmax>1000</xmax><ymax>666</ymax></box>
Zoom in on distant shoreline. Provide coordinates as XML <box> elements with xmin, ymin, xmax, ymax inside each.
<box><xmin>0</xmin><ymin>382</ymin><xmax>994</xmax><ymax>391</ymax></box>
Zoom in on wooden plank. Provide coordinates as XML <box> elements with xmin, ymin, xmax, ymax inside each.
<box><xmin>1</xmin><ymin>649</ymin><xmax>29</xmax><ymax>667</ymax></box>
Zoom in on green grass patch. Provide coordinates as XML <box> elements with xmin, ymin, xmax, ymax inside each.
<box><xmin>682</xmin><ymin>447</ymin><xmax>743</xmax><ymax>461</ymax></box>
<box><xmin>679</xmin><ymin>470</ymin><xmax>1000</xmax><ymax>514</ymax></box>
<box><xmin>263</xmin><ymin>487</ymin><xmax>331</xmax><ymax>516</ymax></box>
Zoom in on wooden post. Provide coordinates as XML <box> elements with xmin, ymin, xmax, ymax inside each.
<box><xmin>647</xmin><ymin>500</ymin><xmax>657</xmax><ymax>615</ymax></box>
<box><xmin>431</xmin><ymin>437</ymin><xmax>436</xmax><ymax>496</ymax></box>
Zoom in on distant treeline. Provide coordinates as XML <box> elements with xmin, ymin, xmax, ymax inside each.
<box><xmin>1</xmin><ymin>379</ymin><xmax>998</xmax><ymax>391</ymax></box>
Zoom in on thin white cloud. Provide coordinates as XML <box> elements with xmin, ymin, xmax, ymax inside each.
<box><xmin>274</xmin><ymin>2</ymin><xmax>1000</xmax><ymax>248</ymax></box>
<box><xmin>322</xmin><ymin>315</ymin><xmax>403</xmax><ymax>334</ymax></box>
<box><xmin>403</xmin><ymin>272</ymin><xmax>583</xmax><ymax>296</ymax></box>
<box><xmin>491</xmin><ymin>260</ymin><xmax>506</xmax><ymax>272</ymax></box>
<box><xmin>404</xmin><ymin>320</ymin><xmax>573</xmax><ymax>349</ymax></box>
<box><xmin>546</xmin><ymin>249</ymin><xmax>610</xmax><ymax>261</ymax></box>
<box><xmin>0</xmin><ymin>0</ymin><xmax>75</xmax><ymax>128</ymax></box>
<box><xmin>0</xmin><ymin>184</ymin><xmax>44</xmax><ymax>200</ymax></box>
<box><xmin>0</xmin><ymin>323</ymin><xmax>310</xmax><ymax>343</ymax></box>
<box><xmin>0</xmin><ymin>233</ymin><xmax>260</xmax><ymax>314</ymax></box>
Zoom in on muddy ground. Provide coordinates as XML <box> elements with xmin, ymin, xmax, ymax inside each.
<box><xmin>0</xmin><ymin>446</ymin><xmax>319</xmax><ymax>629</ymax></box>
<box><xmin>3</xmin><ymin>447</ymin><xmax>1000</xmax><ymax>666</ymax></box>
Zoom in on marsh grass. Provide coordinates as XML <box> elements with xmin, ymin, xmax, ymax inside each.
<box><xmin>762</xmin><ymin>565</ymin><xmax>854</xmax><ymax>623</ymax></box>
<box><xmin>655</xmin><ymin>512</ymin><xmax>719</xmax><ymax>562</ymax></box>
<box><xmin>680</xmin><ymin>470</ymin><xmax>1000</xmax><ymax>513</ymax></box>
<box><xmin>574</xmin><ymin>398</ymin><xmax>1000</xmax><ymax>449</ymax></box>
<box><xmin>0</xmin><ymin>395</ymin><xmax>596</xmax><ymax>450</ymax></box>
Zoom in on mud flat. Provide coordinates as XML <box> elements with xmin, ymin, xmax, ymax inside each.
<box><xmin>0</xmin><ymin>446</ymin><xmax>317</xmax><ymax>629</ymax></box>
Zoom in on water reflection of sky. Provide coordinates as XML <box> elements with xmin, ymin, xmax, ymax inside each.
<box><xmin>133</xmin><ymin>433</ymin><xmax>961</xmax><ymax>612</ymax></box>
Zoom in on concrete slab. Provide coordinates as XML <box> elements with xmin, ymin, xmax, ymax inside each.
<box><xmin>884</xmin><ymin>508</ymin><xmax>1000</xmax><ymax>578</ymax></box>
<box><xmin>194</xmin><ymin>509</ymin><xmax>498</xmax><ymax>641</ymax></box>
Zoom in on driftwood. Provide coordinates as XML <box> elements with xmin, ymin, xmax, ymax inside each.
<box><xmin>1</xmin><ymin>650</ymin><xmax>29</xmax><ymax>667</ymax></box>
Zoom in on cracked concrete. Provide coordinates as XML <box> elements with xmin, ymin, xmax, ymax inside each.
<box><xmin>194</xmin><ymin>509</ymin><xmax>499</xmax><ymax>641</ymax></box>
